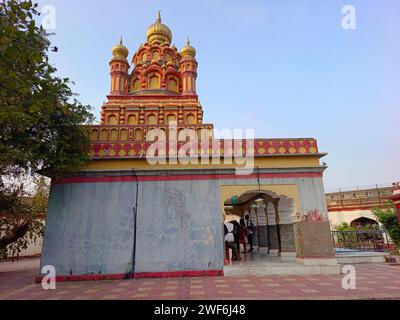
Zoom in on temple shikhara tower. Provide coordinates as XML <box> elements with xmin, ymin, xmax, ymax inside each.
<box><xmin>96</xmin><ymin>12</ymin><xmax>212</xmax><ymax>150</ymax></box>
<box><xmin>40</xmin><ymin>13</ymin><xmax>339</xmax><ymax>281</ymax></box>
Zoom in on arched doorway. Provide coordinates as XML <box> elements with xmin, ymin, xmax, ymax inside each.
<box><xmin>350</xmin><ymin>217</ymin><xmax>379</xmax><ymax>229</ymax></box>
<box><xmin>223</xmin><ymin>189</ymin><xmax>297</xmax><ymax>260</ymax></box>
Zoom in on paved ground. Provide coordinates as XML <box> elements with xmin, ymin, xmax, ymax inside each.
<box><xmin>0</xmin><ymin>259</ymin><xmax>400</xmax><ymax>300</ymax></box>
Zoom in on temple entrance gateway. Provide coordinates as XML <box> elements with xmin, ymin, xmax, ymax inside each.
<box><xmin>221</xmin><ymin>186</ymin><xmax>340</xmax><ymax>275</ymax></box>
<box><xmin>223</xmin><ymin>189</ymin><xmax>297</xmax><ymax>256</ymax></box>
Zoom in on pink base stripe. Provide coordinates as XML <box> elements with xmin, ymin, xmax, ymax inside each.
<box><xmin>35</xmin><ymin>269</ymin><xmax>224</xmax><ymax>283</ymax></box>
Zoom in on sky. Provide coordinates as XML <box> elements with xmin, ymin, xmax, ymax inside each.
<box><xmin>40</xmin><ymin>0</ymin><xmax>399</xmax><ymax>190</ymax></box>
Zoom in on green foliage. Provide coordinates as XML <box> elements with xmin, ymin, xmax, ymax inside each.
<box><xmin>372</xmin><ymin>202</ymin><xmax>400</xmax><ymax>248</ymax></box>
<box><xmin>335</xmin><ymin>222</ymin><xmax>353</xmax><ymax>231</ymax></box>
<box><xmin>335</xmin><ymin>222</ymin><xmax>378</xmax><ymax>232</ymax></box>
<box><xmin>334</xmin><ymin>223</ymin><xmax>357</xmax><ymax>245</ymax></box>
<box><xmin>0</xmin><ymin>176</ymin><xmax>48</xmax><ymax>259</ymax></box>
<box><xmin>0</xmin><ymin>0</ymin><xmax>94</xmax><ymax>177</ymax></box>
<box><xmin>0</xmin><ymin>0</ymin><xmax>94</xmax><ymax>258</ymax></box>
<box><xmin>333</xmin><ymin>222</ymin><xmax>384</xmax><ymax>249</ymax></box>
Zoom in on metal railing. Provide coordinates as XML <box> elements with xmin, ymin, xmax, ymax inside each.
<box><xmin>331</xmin><ymin>230</ymin><xmax>390</xmax><ymax>253</ymax></box>
<box><xmin>326</xmin><ymin>182</ymin><xmax>394</xmax><ymax>194</ymax></box>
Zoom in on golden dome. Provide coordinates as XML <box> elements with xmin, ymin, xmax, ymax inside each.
<box><xmin>181</xmin><ymin>37</ymin><xmax>196</xmax><ymax>58</ymax></box>
<box><xmin>112</xmin><ymin>37</ymin><xmax>129</xmax><ymax>59</ymax></box>
<box><xmin>146</xmin><ymin>11</ymin><xmax>172</xmax><ymax>45</ymax></box>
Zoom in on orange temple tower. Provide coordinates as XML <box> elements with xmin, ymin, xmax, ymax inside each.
<box><xmin>98</xmin><ymin>12</ymin><xmax>212</xmax><ymax>147</ymax></box>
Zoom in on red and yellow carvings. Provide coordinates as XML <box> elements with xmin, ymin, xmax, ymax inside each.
<box><xmin>104</xmin><ymin>12</ymin><xmax>200</xmax><ymax>134</ymax></box>
<box><xmin>108</xmin><ymin>12</ymin><xmax>197</xmax><ymax>98</ymax></box>
<box><xmin>91</xmin><ymin>13</ymin><xmax>324</xmax><ymax>165</ymax></box>
<box><xmin>87</xmin><ymin>137</ymin><xmax>319</xmax><ymax>159</ymax></box>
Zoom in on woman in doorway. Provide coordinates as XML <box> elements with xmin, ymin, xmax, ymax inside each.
<box><xmin>239</xmin><ymin>219</ymin><xmax>248</xmax><ymax>253</ymax></box>
<box><xmin>231</xmin><ymin>220</ymin><xmax>241</xmax><ymax>260</ymax></box>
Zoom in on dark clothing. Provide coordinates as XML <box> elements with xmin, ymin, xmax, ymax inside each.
<box><xmin>245</xmin><ymin>219</ymin><xmax>255</xmax><ymax>250</ymax></box>
<box><xmin>233</xmin><ymin>224</ymin><xmax>240</xmax><ymax>257</ymax></box>
<box><xmin>247</xmin><ymin>233</ymin><xmax>254</xmax><ymax>250</ymax></box>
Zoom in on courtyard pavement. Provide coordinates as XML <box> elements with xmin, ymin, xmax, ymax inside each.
<box><xmin>0</xmin><ymin>258</ymin><xmax>400</xmax><ymax>300</ymax></box>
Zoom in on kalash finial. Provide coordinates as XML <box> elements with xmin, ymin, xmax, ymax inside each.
<box><xmin>112</xmin><ymin>36</ymin><xmax>129</xmax><ymax>58</ymax></box>
<box><xmin>147</xmin><ymin>10</ymin><xmax>172</xmax><ymax>44</ymax></box>
<box><xmin>181</xmin><ymin>36</ymin><xmax>196</xmax><ymax>58</ymax></box>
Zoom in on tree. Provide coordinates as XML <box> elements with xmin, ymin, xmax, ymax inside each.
<box><xmin>0</xmin><ymin>0</ymin><xmax>94</xmax><ymax>258</ymax></box>
<box><xmin>0</xmin><ymin>176</ymin><xmax>48</xmax><ymax>259</ymax></box>
<box><xmin>0</xmin><ymin>0</ymin><xmax>94</xmax><ymax>177</ymax></box>
<box><xmin>372</xmin><ymin>202</ymin><xmax>400</xmax><ymax>250</ymax></box>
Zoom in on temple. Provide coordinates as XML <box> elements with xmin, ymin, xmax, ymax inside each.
<box><xmin>40</xmin><ymin>13</ymin><xmax>339</xmax><ymax>280</ymax></box>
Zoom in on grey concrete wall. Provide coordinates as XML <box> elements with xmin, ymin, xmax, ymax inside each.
<box><xmin>40</xmin><ymin>168</ymin><xmax>326</xmax><ymax>276</ymax></box>
<box><xmin>135</xmin><ymin>179</ymin><xmax>224</xmax><ymax>273</ymax></box>
<box><xmin>41</xmin><ymin>182</ymin><xmax>135</xmax><ymax>276</ymax></box>
<box><xmin>297</xmin><ymin>177</ymin><xmax>329</xmax><ymax>218</ymax></box>
<box><xmin>41</xmin><ymin>178</ymin><xmax>224</xmax><ymax>276</ymax></box>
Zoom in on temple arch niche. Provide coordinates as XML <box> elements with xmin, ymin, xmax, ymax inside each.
<box><xmin>100</xmin><ymin>129</ymin><xmax>108</xmax><ymax>141</ymax></box>
<box><xmin>186</xmin><ymin>113</ymin><xmax>196</xmax><ymax>124</ymax></box>
<box><xmin>134</xmin><ymin>128</ymin><xmax>142</xmax><ymax>140</ymax></box>
<box><xmin>89</xmin><ymin>129</ymin><xmax>98</xmax><ymax>141</ymax></box>
<box><xmin>127</xmin><ymin>114</ymin><xmax>137</xmax><ymax>125</ymax></box>
<box><xmin>120</xmin><ymin>128</ymin><xmax>128</xmax><ymax>141</ymax></box>
<box><xmin>148</xmin><ymin>73</ymin><xmax>161</xmax><ymax>89</ymax></box>
<box><xmin>132</xmin><ymin>78</ymin><xmax>141</xmax><ymax>92</ymax></box>
<box><xmin>107</xmin><ymin>115</ymin><xmax>117</xmax><ymax>125</ymax></box>
<box><xmin>178</xmin><ymin>128</ymin><xmax>186</xmax><ymax>141</ymax></box>
<box><xmin>167</xmin><ymin>114</ymin><xmax>177</xmax><ymax>124</ymax></box>
<box><xmin>167</xmin><ymin>77</ymin><xmax>179</xmax><ymax>92</ymax></box>
<box><xmin>152</xmin><ymin>50</ymin><xmax>160</xmax><ymax>60</ymax></box>
<box><xmin>110</xmin><ymin>129</ymin><xmax>118</xmax><ymax>141</ymax></box>
<box><xmin>147</xmin><ymin>114</ymin><xmax>157</xmax><ymax>125</ymax></box>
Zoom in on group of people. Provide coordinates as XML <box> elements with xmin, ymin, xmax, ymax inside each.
<box><xmin>224</xmin><ymin>214</ymin><xmax>256</xmax><ymax>261</ymax></box>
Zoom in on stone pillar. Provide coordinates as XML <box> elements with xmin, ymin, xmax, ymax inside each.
<box><xmin>293</xmin><ymin>220</ymin><xmax>339</xmax><ymax>270</ymax></box>
<box><xmin>279</xmin><ymin>224</ymin><xmax>297</xmax><ymax>261</ymax></box>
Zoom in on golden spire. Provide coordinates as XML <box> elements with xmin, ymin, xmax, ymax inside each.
<box><xmin>146</xmin><ymin>11</ymin><xmax>172</xmax><ymax>44</ymax></box>
<box><xmin>112</xmin><ymin>36</ymin><xmax>129</xmax><ymax>59</ymax></box>
<box><xmin>181</xmin><ymin>36</ymin><xmax>196</xmax><ymax>58</ymax></box>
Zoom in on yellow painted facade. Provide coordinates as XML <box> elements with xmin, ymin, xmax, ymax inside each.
<box><xmin>83</xmin><ymin>156</ymin><xmax>321</xmax><ymax>171</ymax></box>
<box><xmin>220</xmin><ymin>184</ymin><xmax>300</xmax><ymax>218</ymax></box>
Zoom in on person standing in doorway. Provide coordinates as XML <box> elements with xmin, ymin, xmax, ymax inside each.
<box><xmin>224</xmin><ymin>221</ymin><xmax>240</xmax><ymax>260</ymax></box>
<box><xmin>245</xmin><ymin>214</ymin><xmax>255</xmax><ymax>252</ymax></box>
<box><xmin>232</xmin><ymin>220</ymin><xmax>241</xmax><ymax>258</ymax></box>
<box><xmin>239</xmin><ymin>219</ymin><xmax>248</xmax><ymax>253</ymax></box>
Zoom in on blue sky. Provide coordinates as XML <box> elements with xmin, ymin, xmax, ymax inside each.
<box><xmin>42</xmin><ymin>0</ymin><xmax>399</xmax><ymax>190</ymax></box>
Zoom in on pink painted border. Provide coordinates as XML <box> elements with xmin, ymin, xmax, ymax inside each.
<box><xmin>35</xmin><ymin>269</ymin><xmax>224</xmax><ymax>283</ymax></box>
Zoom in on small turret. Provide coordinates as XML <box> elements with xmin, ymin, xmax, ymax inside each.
<box><xmin>109</xmin><ymin>37</ymin><xmax>130</xmax><ymax>95</ymax></box>
<box><xmin>180</xmin><ymin>37</ymin><xmax>198</xmax><ymax>95</ymax></box>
